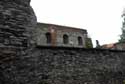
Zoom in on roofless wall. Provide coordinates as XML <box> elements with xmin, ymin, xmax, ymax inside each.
<box><xmin>36</xmin><ymin>23</ymin><xmax>88</xmax><ymax>48</ymax></box>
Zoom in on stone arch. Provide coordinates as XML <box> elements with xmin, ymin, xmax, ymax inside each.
<box><xmin>63</xmin><ymin>34</ymin><xmax>69</xmax><ymax>44</ymax></box>
<box><xmin>46</xmin><ymin>32</ymin><xmax>51</xmax><ymax>44</ymax></box>
<box><xmin>78</xmin><ymin>36</ymin><xmax>83</xmax><ymax>45</ymax></box>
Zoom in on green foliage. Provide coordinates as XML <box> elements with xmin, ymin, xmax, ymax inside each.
<box><xmin>85</xmin><ymin>38</ymin><xmax>93</xmax><ymax>48</ymax></box>
<box><xmin>119</xmin><ymin>28</ymin><xmax>125</xmax><ymax>43</ymax></box>
<box><xmin>119</xmin><ymin>14</ymin><xmax>125</xmax><ymax>43</ymax></box>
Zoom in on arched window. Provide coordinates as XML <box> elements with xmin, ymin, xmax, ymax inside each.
<box><xmin>63</xmin><ymin>34</ymin><xmax>69</xmax><ymax>44</ymax></box>
<box><xmin>78</xmin><ymin>36</ymin><xmax>83</xmax><ymax>45</ymax></box>
<box><xmin>46</xmin><ymin>32</ymin><xmax>51</xmax><ymax>44</ymax></box>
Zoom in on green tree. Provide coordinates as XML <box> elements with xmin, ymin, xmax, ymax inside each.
<box><xmin>119</xmin><ymin>10</ymin><xmax>125</xmax><ymax>43</ymax></box>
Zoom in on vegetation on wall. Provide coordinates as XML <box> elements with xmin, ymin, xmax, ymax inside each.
<box><xmin>85</xmin><ymin>38</ymin><xmax>93</xmax><ymax>48</ymax></box>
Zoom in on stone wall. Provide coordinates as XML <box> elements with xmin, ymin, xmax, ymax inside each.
<box><xmin>0</xmin><ymin>0</ymin><xmax>37</xmax><ymax>83</ymax></box>
<box><xmin>0</xmin><ymin>1</ymin><xmax>125</xmax><ymax>84</ymax></box>
<box><xmin>33</xmin><ymin>47</ymin><xmax>125</xmax><ymax>84</ymax></box>
<box><xmin>1</xmin><ymin>46</ymin><xmax>125</xmax><ymax>84</ymax></box>
<box><xmin>0</xmin><ymin>0</ymin><xmax>37</xmax><ymax>54</ymax></box>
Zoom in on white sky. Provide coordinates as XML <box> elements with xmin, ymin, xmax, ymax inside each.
<box><xmin>31</xmin><ymin>0</ymin><xmax>125</xmax><ymax>46</ymax></box>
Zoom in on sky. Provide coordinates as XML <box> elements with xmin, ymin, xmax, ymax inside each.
<box><xmin>31</xmin><ymin>0</ymin><xmax>125</xmax><ymax>46</ymax></box>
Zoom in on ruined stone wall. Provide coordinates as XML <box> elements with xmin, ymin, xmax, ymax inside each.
<box><xmin>0</xmin><ymin>0</ymin><xmax>37</xmax><ymax>83</ymax></box>
<box><xmin>32</xmin><ymin>47</ymin><xmax>125</xmax><ymax>84</ymax></box>
<box><xmin>0</xmin><ymin>0</ymin><xmax>125</xmax><ymax>84</ymax></box>
<box><xmin>1</xmin><ymin>46</ymin><xmax>125</xmax><ymax>84</ymax></box>
<box><xmin>36</xmin><ymin>23</ymin><xmax>88</xmax><ymax>48</ymax></box>
<box><xmin>0</xmin><ymin>0</ymin><xmax>36</xmax><ymax>46</ymax></box>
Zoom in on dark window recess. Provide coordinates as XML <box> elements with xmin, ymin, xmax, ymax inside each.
<box><xmin>63</xmin><ymin>34</ymin><xmax>69</xmax><ymax>44</ymax></box>
<box><xmin>78</xmin><ymin>36</ymin><xmax>83</xmax><ymax>45</ymax></box>
<box><xmin>46</xmin><ymin>32</ymin><xmax>51</xmax><ymax>44</ymax></box>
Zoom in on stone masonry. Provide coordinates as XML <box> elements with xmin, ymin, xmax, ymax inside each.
<box><xmin>36</xmin><ymin>23</ymin><xmax>88</xmax><ymax>48</ymax></box>
<box><xmin>0</xmin><ymin>0</ymin><xmax>37</xmax><ymax>84</ymax></box>
<box><xmin>0</xmin><ymin>0</ymin><xmax>37</xmax><ymax>61</ymax></box>
<box><xmin>0</xmin><ymin>0</ymin><xmax>125</xmax><ymax>84</ymax></box>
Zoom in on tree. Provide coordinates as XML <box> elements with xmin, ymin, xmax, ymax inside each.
<box><xmin>119</xmin><ymin>9</ymin><xmax>125</xmax><ymax>43</ymax></box>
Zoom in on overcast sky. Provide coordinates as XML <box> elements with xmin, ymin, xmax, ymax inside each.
<box><xmin>31</xmin><ymin>0</ymin><xmax>125</xmax><ymax>46</ymax></box>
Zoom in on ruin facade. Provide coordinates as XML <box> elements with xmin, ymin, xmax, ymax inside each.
<box><xmin>0</xmin><ymin>0</ymin><xmax>125</xmax><ymax>84</ymax></box>
<box><xmin>36</xmin><ymin>23</ymin><xmax>91</xmax><ymax>48</ymax></box>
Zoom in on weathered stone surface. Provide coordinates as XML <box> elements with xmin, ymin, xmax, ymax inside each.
<box><xmin>2</xmin><ymin>47</ymin><xmax>124</xmax><ymax>84</ymax></box>
<box><xmin>0</xmin><ymin>0</ymin><xmax>37</xmax><ymax>84</ymax></box>
<box><xmin>0</xmin><ymin>0</ymin><xmax>125</xmax><ymax>84</ymax></box>
<box><xmin>32</xmin><ymin>48</ymin><xmax>125</xmax><ymax>84</ymax></box>
<box><xmin>0</xmin><ymin>0</ymin><xmax>37</xmax><ymax>55</ymax></box>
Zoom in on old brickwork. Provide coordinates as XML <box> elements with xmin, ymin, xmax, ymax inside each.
<box><xmin>36</xmin><ymin>23</ymin><xmax>89</xmax><ymax>48</ymax></box>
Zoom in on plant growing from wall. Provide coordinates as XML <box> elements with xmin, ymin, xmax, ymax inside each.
<box><xmin>85</xmin><ymin>38</ymin><xmax>93</xmax><ymax>48</ymax></box>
